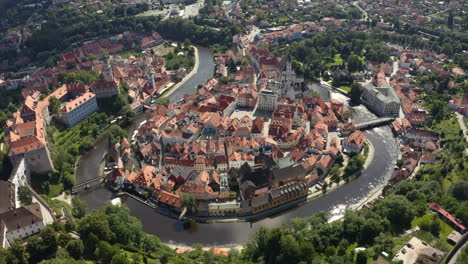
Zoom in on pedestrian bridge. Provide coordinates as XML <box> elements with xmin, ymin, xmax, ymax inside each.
<box><xmin>354</xmin><ymin>117</ymin><xmax>395</xmax><ymax>130</ymax></box>
<box><xmin>71</xmin><ymin>176</ymin><xmax>106</xmax><ymax>194</ymax></box>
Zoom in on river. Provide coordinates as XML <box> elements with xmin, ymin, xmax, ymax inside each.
<box><xmin>78</xmin><ymin>49</ymin><xmax>398</xmax><ymax>247</ymax></box>
<box><xmin>167</xmin><ymin>46</ymin><xmax>215</xmax><ymax>104</ymax></box>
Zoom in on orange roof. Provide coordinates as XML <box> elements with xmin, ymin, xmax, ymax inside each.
<box><xmin>347</xmin><ymin>131</ymin><xmax>365</xmax><ymax>148</ymax></box>
<box><xmin>63</xmin><ymin>92</ymin><xmax>96</xmax><ymax>113</ymax></box>
<box><xmin>8</xmin><ymin>136</ymin><xmax>45</xmax><ymax>156</ymax></box>
<box><xmin>209</xmin><ymin>248</ymin><xmax>228</xmax><ymax>256</ymax></box>
<box><xmin>157</xmin><ymin>191</ymin><xmax>182</xmax><ymax>208</ymax></box>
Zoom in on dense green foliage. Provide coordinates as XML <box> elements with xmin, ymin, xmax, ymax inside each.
<box><xmin>71</xmin><ymin>197</ymin><xmax>87</xmax><ymax>219</ymax></box>
<box><xmin>14</xmin><ymin>10</ymin><xmax>235</xmax><ymax>68</ymax></box>
<box><xmin>31</xmin><ymin>113</ymin><xmax>110</xmax><ymax>196</ymax></box>
<box><xmin>0</xmin><ymin>205</ymin><xmax>242</xmax><ymax>264</ymax></box>
<box><xmin>57</xmin><ymin>71</ymin><xmax>101</xmax><ymax>85</ymax></box>
<box><xmin>181</xmin><ymin>193</ymin><xmax>197</xmax><ymax>214</ymax></box>
<box><xmin>349</xmin><ymin>82</ymin><xmax>363</xmax><ymax>104</ymax></box>
<box><xmin>287</xmin><ymin>30</ymin><xmax>390</xmax><ymax>80</ymax></box>
<box><xmin>343</xmin><ymin>152</ymin><xmax>364</xmax><ymax>177</ymax></box>
<box><xmin>0</xmin><ymin>89</ymin><xmax>20</xmax><ymax>133</ymax></box>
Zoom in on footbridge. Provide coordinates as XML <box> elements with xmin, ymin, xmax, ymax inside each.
<box><xmin>355</xmin><ymin>117</ymin><xmax>395</xmax><ymax>130</ymax></box>
<box><xmin>72</xmin><ymin>176</ymin><xmax>106</xmax><ymax>194</ymax></box>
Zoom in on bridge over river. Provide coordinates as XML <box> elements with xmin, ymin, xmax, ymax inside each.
<box><xmin>354</xmin><ymin>117</ymin><xmax>395</xmax><ymax>130</ymax></box>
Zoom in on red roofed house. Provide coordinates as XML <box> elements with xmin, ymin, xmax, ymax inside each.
<box><xmin>448</xmin><ymin>97</ymin><xmax>468</xmax><ymax>116</ymax></box>
<box><xmin>430</xmin><ymin>203</ymin><xmax>466</xmax><ymax>233</ymax></box>
<box><xmin>140</xmin><ymin>32</ymin><xmax>163</xmax><ymax>49</ymax></box>
<box><xmin>157</xmin><ymin>191</ymin><xmax>182</xmax><ymax>209</ymax></box>
<box><xmin>342</xmin><ymin>131</ymin><xmax>366</xmax><ymax>153</ymax></box>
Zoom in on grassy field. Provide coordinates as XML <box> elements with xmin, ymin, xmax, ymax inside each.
<box><xmin>40</xmin><ymin>195</ymin><xmax>73</xmax><ymax>218</ymax></box>
<box><xmin>345</xmin><ymin>242</ymin><xmax>358</xmax><ymax>254</ymax></box>
<box><xmin>411</xmin><ymin>212</ymin><xmax>454</xmax><ymax>240</ymax></box>
<box><xmin>338</xmin><ymin>85</ymin><xmax>352</xmax><ymax>92</ymax></box>
<box><xmin>152</xmin><ymin>43</ymin><xmax>175</xmax><ymax>57</ymax></box>
<box><xmin>325</xmin><ymin>54</ymin><xmax>344</xmax><ymax>68</ymax></box>
<box><xmin>115</xmin><ymin>49</ymin><xmax>143</xmax><ymax>58</ymax></box>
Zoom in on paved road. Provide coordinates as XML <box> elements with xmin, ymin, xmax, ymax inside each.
<box><xmin>456</xmin><ymin>113</ymin><xmax>468</xmax><ymax>142</ymax></box>
<box><xmin>448</xmin><ymin>236</ymin><xmax>467</xmax><ymax>264</ymax></box>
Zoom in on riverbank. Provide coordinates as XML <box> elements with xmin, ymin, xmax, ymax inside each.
<box><xmin>162</xmin><ymin>45</ymin><xmax>200</xmax><ymax>98</ymax></box>
<box><xmin>117</xmin><ymin>139</ymin><xmax>376</xmax><ymax>225</ymax></box>
<box><xmin>307</xmin><ymin>139</ymin><xmax>375</xmax><ymax>200</ymax></box>
<box><xmin>166</xmin><ymin>243</ymin><xmax>244</xmax><ymax>254</ymax></box>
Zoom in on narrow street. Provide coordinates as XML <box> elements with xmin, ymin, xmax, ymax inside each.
<box><xmin>455</xmin><ymin>113</ymin><xmax>468</xmax><ymax>143</ymax></box>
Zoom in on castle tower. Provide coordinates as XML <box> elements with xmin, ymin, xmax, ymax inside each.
<box><xmin>103</xmin><ymin>60</ymin><xmax>114</xmax><ymax>82</ymax></box>
<box><xmin>149</xmin><ymin>69</ymin><xmax>156</xmax><ymax>89</ymax></box>
<box><xmin>286</xmin><ymin>61</ymin><xmax>292</xmax><ymax>73</ymax></box>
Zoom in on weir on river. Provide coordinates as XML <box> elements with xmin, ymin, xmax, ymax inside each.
<box><xmin>78</xmin><ymin>48</ymin><xmax>398</xmax><ymax>246</ymax></box>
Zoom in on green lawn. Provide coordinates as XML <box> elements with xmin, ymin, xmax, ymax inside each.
<box><xmin>345</xmin><ymin>242</ymin><xmax>358</xmax><ymax>254</ymax></box>
<box><xmin>339</xmin><ymin>85</ymin><xmax>352</xmax><ymax>92</ymax></box>
<box><xmin>41</xmin><ymin>195</ymin><xmax>73</xmax><ymax>219</ymax></box>
<box><xmin>115</xmin><ymin>49</ymin><xmax>142</xmax><ymax>59</ymax></box>
<box><xmin>325</xmin><ymin>54</ymin><xmax>344</xmax><ymax>68</ymax></box>
<box><xmin>48</xmin><ymin>184</ymin><xmax>63</xmax><ymax>197</ymax></box>
<box><xmin>412</xmin><ymin>212</ymin><xmax>454</xmax><ymax>240</ymax></box>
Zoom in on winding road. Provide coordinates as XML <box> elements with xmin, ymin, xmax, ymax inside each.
<box><xmin>77</xmin><ymin>49</ymin><xmax>398</xmax><ymax>247</ymax></box>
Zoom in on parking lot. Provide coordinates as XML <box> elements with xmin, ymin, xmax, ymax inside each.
<box><xmin>393</xmin><ymin>237</ymin><xmax>444</xmax><ymax>264</ymax></box>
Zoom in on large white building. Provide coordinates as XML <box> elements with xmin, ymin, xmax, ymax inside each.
<box><xmin>0</xmin><ymin>204</ymin><xmax>45</xmax><ymax>248</ymax></box>
<box><xmin>59</xmin><ymin>91</ymin><xmax>98</xmax><ymax>127</ymax></box>
<box><xmin>0</xmin><ymin>158</ymin><xmax>45</xmax><ymax>248</ymax></box>
<box><xmin>362</xmin><ymin>84</ymin><xmax>400</xmax><ymax>116</ymax></box>
<box><xmin>256</xmin><ymin>90</ymin><xmax>278</xmax><ymax>111</ymax></box>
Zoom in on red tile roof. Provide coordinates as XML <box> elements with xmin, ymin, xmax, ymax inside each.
<box><xmin>157</xmin><ymin>191</ymin><xmax>182</xmax><ymax>208</ymax></box>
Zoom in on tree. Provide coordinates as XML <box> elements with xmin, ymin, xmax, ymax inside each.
<box><xmin>107</xmin><ymin>125</ymin><xmax>127</xmax><ymax>146</ymax></box>
<box><xmin>349</xmin><ymin>82</ymin><xmax>363</xmax><ymax>104</ymax></box>
<box><xmin>347</xmin><ymin>55</ymin><xmax>363</xmax><ymax>73</ymax></box>
<box><xmin>455</xmin><ymin>206</ymin><xmax>468</xmax><ymax>225</ymax></box>
<box><xmin>96</xmin><ymin>241</ymin><xmax>119</xmax><ymax>264</ymax></box>
<box><xmin>373</xmin><ymin>195</ymin><xmax>415</xmax><ymax>231</ymax></box>
<box><xmin>49</xmin><ymin>96</ymin><xmax>61</xmax><ymax>115</ymax></box>
<box><xmin>8</xmin><ymin>239</ymin><xmax>29</xmax><ymax>264</ymax></box>
<box><xmin>220</xmin><ymin>76</ymin><xmax>229</xmax><ymax>85</ymax></box>
<box><xmin>63</xmin><ymin>172</ymin><xmax>76</xmax><ymax>190</ymax></box>
<box><xmin>447</xmin><ymin>11</ymin><xmax>454</xmax><ymax>29</ymax></box>
<box><xmin>40</xmin><ymin>226</ymin><xmax>58</xmax><ymax>256</ymax></box>
<box><xmin>71</xmin><ymin>197</ymin><xmax>87</xmax><ymax>219</ymax></box>
<box><xmin>26</xmin><ymin>236</ymin><xmax>45</xmax><ymax>264</ymax></box>
<box><xmin>18</xmin><ymin>186</ymin><xmax>32</xmax><ymax>205</ymax></box>
<box><xmin>374</xmin><ymin>233</ymin><xmax>394</xmax><ymax>254</ymax></box>
<box><xmin>335</xmin><ymin>154</ymin><xmax>344</xmax><ymax>166</ymax></box>
<box><xmin>181</xmin><ymin>193</ymin><xmax>197</xmax><ymax>214</ymax></box>
<box><xmin>103</xmin><ymin>205</ymin><xmax>142</xmax><ymax>246</ymax></box>
<box><xmin>451</xmin><ymin>180</ymin><xmax>468</xmax><ymax>200</ymax></box>
<box><xmin>356</xmin><ymin>250</ymin><xmax>367</xmax><ymax>264</ymax></box>
<box><xmin>344</xmin><ymin>154</ymin><xmax>364</xmax><ymax>176</ymax></box>
<box><xmin>430</xmin><ymin>218</ymin><xmax>441</xmax><ymax>237</ymax></box>
<box><xmin>396</xmin><ymin>159</ymin><xmax>404</xmax><ymax>169</ymax></box>
<box><xmin>111</xmin><ymin>253</ymin><xmax>131</xmax><ymax>264</ymax></box>
<box><xmin>154</xmin><ymin>97</ymin><xmax>169</xmax><ymax>106</ymax></box>
<box><xmin>57</xmin><ymin>233</ymin><xmax>72</xmax><ymax>248</ymax></box>
<box><xmin>65</xmin><ymin>240</ymin><xmax>84</xmax><ymax>260</ymax></box>
<box><xmin>77</xmin><ymin>213</ymin><xmax>112</xmax><ymax>242</ymax></box>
